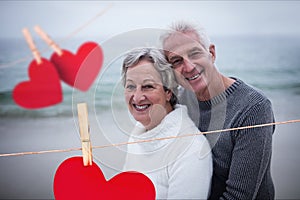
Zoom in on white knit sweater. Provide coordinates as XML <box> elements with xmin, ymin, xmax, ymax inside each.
<box><xmin>124</xmin><ymin>104</ymin><xmax>212</xmax><ymax>199</ymax></box>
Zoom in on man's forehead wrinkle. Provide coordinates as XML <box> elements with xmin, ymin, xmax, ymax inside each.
<box><xmin>163</xmin><ymin>33</ymin><xmax>200</xmax><ymax>53</ymax></box>
<box><xmin>167</xmin><ymin>42</ymin><xmax>200</xmax><ymax>59</ymax></box>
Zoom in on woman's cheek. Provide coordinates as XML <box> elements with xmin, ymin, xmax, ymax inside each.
<box><xmin>124</xmin><ymin>92</ymin><xmax>132</xmax><ymax>104</ymax></box>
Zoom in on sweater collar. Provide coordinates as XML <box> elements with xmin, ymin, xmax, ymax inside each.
<box><xmin>198</xmin><ymin>77</ymin><xmax>242</xmax><ymax>110</ymax></box>
<box><xmin>128</xmin><ymin>105</ymin><xmax>188</xmax><ymax>153</ymax></box>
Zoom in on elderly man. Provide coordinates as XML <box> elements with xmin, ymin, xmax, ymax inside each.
<box><xmin>161</xmin><ymin>21</ymin><xmax>275</xmax><ymax>200</ymax></box>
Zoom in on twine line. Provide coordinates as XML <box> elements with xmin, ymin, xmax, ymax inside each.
<box><xmin>0</xmin><ymin>4</ymin><xmax>113</xmax><ymax>69</ymax></box>
<box><xmin>1</xmin><ymin>119</ymin><xmax>299</xmax><ymax>158</ymax></box>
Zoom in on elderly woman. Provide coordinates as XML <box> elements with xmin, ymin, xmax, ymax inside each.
<box><xmin>121</xmin><ymin>47</ymin><xmax>212</xmax><ymax>199</ymax></box>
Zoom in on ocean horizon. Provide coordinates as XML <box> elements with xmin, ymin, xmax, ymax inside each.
<box><xmin>1</xmin><ymin>34</ymin><xmax>300</xmax><ymax>199</ymax></box>
<box><xmin>1</xmin><ymin>34</ymin><xmax>300</xmax><ymax>117</ymax></box>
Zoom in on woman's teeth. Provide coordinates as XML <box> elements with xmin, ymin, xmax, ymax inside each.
<box><xmin>134</xmin><ymin>104</ymin><xmax>150</xmax><ymax>111</ymax></box>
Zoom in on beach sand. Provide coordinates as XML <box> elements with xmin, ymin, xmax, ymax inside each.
<box><xmin>0</xmin><ymin>110</ymin><xmax>130</xmax><ymax>199</ymax></box>
<box><xmin>0</xmin><ymin>93</ymin><xmax>300</xmax><ymax>199</ymax></box>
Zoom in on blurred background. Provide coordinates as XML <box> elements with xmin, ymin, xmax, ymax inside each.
<box><xmin>0</xmin><ymin>1</ymin><xmax>300</xmax><ymax>199</ymax></box>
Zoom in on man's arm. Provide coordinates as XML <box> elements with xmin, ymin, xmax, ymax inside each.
<box><xmin>221</xmin><ymin>99</ymin><xmax>275</xmax><ymax>200</ymax></box>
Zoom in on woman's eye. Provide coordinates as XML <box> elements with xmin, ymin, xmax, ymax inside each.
<box><xmin>126</xmin><ymin>84</ymin><xmax>135</xmax><ymax>90</ymax></box>
<box><xmin>142</xmin><ymin>85</ymin><xmax>154</xmax><ymax>90</ymax></box>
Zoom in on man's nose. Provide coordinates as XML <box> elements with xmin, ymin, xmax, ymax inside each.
<box><xmin>182</xmin><ymin>58</ymin><xmax>195</xmax><ymax>72</ymax></box>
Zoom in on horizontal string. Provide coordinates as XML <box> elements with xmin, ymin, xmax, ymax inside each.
<box><xmin>0</xmin><ymin>119</ymin><xmax>299</xmax><ymax>158</ymax></box>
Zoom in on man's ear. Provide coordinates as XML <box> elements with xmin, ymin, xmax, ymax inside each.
<box><xmin>209</xmin><ymin>44</ymin><xmax>216</xmax><ymax>62</ymax></box>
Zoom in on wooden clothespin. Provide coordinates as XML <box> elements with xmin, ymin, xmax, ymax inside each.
<box><xmin>34</xmin><ymin>25</ymin><xmax>63</xmax><ymax>56</ymax></box>
<box><xmin>77</xmin><ymin>103</ymin><xmax>93</xmax><ymax>166</ymax></box>
<box><xmin>22</xmin><ymin>28</ymin><xmax>42</xmax><ymax>64</ymax></box>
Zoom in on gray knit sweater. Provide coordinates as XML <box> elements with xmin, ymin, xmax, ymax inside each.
<box><xmin>179</xmin><ymin>78</ymin><xmax>275</xmax><ymax>200</ymax></box>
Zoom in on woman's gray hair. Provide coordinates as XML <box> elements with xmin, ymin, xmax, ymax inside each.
<box><xmin>121</xmin><ymin>47</ymin><xmax>178</xmax><ymax>108</ymax></box>
<box><xmin>160</xmin><ymin>20</ymin><xmax>211</xmax><ymax>50</ymax></box>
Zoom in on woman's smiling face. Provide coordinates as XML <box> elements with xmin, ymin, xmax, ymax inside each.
<box><xmin>124</xmin><ymin>59</ymin><xmax>172</xmax><ymax>130</ymax></box>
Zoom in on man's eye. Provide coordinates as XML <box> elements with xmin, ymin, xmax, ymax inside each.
<box><xmin>189</xmin><ymin>51</ymin><xmax>202</xmax><ymax>59</ymax></box>
<box><xmin>171</xmin><ymin>58</ymin><xmax>183</xmax><ymax>68</ymax></box>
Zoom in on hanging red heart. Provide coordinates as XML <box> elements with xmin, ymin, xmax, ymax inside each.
<box><xmin>53</xmin><ymin>157</ymin><xmax>156</xmax><ymax>200</ymax></box>
<box><xmin>12</xmin><ymin>58</ymin><xmax>63</xmax><ymax>109</ymax></box>
<box><xmin>50</xmin><ymin>42</ymin><xmax>103</xmax><ymax>91</ymax></box>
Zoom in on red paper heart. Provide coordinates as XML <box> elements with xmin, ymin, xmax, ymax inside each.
<box><xmin>50</xmin><ymin>42</ymin><xmax>103</xmax><ymax>91</ymax></box>
<box><xmin>13</xmin><ymin>58</ymin><xmax>62</xmax><ymax>109</ymax></box>
<box><xmin>53</xmin><ymin>157</ymin><xmax>155</xmax><ymax>200</ymax></box>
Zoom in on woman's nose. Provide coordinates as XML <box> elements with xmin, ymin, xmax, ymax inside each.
<box><xmin>132</xmin><ymin>88</ymin><xmax>146</xmax><ymax>102</ymax></box>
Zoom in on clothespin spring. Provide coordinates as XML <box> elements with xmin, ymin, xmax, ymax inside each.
<box><xmin>77</xmin><ymin>103</ymin><xmax>93</xmax><ymax>166</ymax></box>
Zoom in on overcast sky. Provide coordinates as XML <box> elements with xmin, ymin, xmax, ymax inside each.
<box><xmin>1</xmin><ymin>1</ymin><xmax>300</xmax><ymax>39</ymax></box>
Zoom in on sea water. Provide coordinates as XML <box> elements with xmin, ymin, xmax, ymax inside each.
<box><xmin>0</xmin><ymin>34</ymin><xmax>300</xmax><ymax>199</ymax></box>
<box><xmin>1</xmin><ymin>35</ymin><xmax>300</xmax><ymax>118</ymax></box>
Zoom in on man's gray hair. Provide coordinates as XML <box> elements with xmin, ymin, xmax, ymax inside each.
<box><xmin>160</xmin><ymin>20</ymin><xmax>211</xmax><ymax>50</ymax></box>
